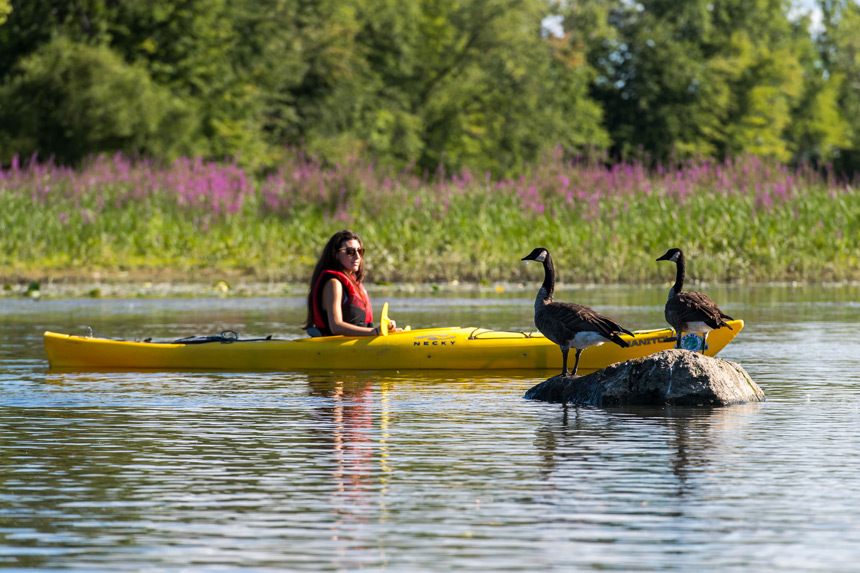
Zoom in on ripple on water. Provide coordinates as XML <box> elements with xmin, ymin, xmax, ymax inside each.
<box><xmin>3</xmin><ymin>291</ymin><xmax>860</xmax><ymax>571</ymax></box>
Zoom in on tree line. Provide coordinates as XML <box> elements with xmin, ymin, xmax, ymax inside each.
<box><xmin>0</xmin><ymin>0</ymin><xmax>858</xmax><ymax>176</ymax></box>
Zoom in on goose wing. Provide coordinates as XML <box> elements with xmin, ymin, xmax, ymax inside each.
<box><xmin>538</xmin><ymin>301</ymin><xmax>632</xmax><ymax>345</ymax></box>
<box><xmin>669</xmin><ymin>291</ymin><xmax>734</xmax><ymax>329</ymax></box>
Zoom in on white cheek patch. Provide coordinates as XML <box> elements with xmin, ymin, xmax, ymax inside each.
<box><xmin>536</xmin><ymin>251</ymin><xmax>547</xmax><ymax>262</ymax></box>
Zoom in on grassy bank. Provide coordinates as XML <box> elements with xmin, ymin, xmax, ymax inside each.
<box><xmin>2</xmin><ymin>151</ymin><xmax>859</xmax><ymax>287</ymax></box>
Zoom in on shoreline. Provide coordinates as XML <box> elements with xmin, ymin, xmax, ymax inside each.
<box><xmin>2</xmin><ymin>279</ymin><xmax>543</xmax><ymax>300</ymax></box>
<box><xmin>1</xmin><ymin>270</ymin><xmax>533</xmax><ymax>299</ymax></box>
<box><xmin>4</xmin><ymin>273</ymin><xmax>859</xmax><ymax>300</ymax></box>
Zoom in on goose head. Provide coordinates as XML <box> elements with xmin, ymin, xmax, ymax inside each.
<box><xmin>657</xmin><ymin>247</ymin><xmax>685</xmax><ymax>298</ymax></box>
<box><xmin>521</xmin><ymin>248</ymin><xmax>549</xmax><ymax>263</ymax></box>
<box><xmin>656</xmin><ymin>248</ymin><xmax>683</xmax><ymax>263</ymax></box>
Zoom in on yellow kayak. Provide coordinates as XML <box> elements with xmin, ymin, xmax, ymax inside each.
<box><xmin>44</xmin><ymin>320</ymin><xmax>743</xmax><ymax>373</ymax></box>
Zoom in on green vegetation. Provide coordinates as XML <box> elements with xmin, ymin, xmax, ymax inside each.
<box><xmin>2</xmin><ymin>0</ymin><xmax>860</xmax><ymax>175</ymax></box>
<box><xmin>2</xmin><ymin>152</ymin><xmax>858</xmax><ymax>285</ymax></box>
<box><xmin>2</xmin><ymin>1</ymin><xmax>859</xmax><ymax>287</ymax></box>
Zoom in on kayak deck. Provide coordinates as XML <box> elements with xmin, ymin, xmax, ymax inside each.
<box><xmin>44</xmin><ymin>320</ymin><xmax>744</xmax><ymax>373</ymax></box>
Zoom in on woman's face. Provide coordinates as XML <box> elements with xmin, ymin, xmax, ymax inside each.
<box><xmin>336</xmin><ymin>239</ymin><xmax>363</xmax><ymax>275</ymax></box>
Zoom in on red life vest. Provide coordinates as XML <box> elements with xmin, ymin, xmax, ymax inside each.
<box><xmin>311</xmin><ymin>270</ymin><xmax>374</xmax><ymax>335</ymax></box>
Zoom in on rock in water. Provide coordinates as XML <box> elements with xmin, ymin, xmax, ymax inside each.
<box><xmin>524</xmin><ymin>349</ymin><xmax>764</xmax><ymax>407</ymax></box>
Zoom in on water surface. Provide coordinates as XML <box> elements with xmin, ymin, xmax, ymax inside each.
<box><xmin>2</xmin><ymin>285</ymin><xmax>860</xmax><ymax>571</ymax></box>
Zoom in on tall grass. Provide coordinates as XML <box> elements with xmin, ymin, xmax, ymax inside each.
<box><xmin>2</xmin><ymin>150</ymin><xmax>858</xmax><ymax>284</ymax></box>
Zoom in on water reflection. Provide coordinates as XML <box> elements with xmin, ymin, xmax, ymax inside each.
<box><xmin>307</xmin><ymin>376</ymin><xmax>377</xmax><ymax>534</ymax></box>
<box><xmin>4</xmin><ymin>287</ymin><xmax>860</xmax><ymax>571</ymax></box>
<box><xmin>535</xmin><ymin>402</ymin><xmax>764</xmax><ymax>504</ymax></box>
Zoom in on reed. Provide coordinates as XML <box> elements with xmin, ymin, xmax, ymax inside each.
<box><xmin>2</xmin><ymin>150</ymin><xmax>858</xmax><ymax>284</ymax></box>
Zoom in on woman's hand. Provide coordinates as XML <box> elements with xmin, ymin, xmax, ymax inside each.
<box><xmin>373</xmin><ymin>319</ymin><xmax>401</xmax><ymax>335</ymax></box>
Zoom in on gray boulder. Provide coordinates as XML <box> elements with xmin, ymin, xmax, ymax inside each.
<box><xmin>524</xmin><ymin>349</ymin><xmax>764</xmax><ymax>407</ymax></box>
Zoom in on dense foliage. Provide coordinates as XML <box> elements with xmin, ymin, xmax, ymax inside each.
<box><xmin>1</xmin><ymin>0</ymin><xmax>859</xmax><ymax>174</ymax></box>
<box><xmin>2</xmin><ymin>151</ymin><xmax>858</xmax><ymax>284</ymax></box>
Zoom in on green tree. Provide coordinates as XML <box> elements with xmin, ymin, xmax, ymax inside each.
<box><xmin>103</xmin><ymin>0</ymin><xmax>280</xmax><ymax>162</ymax></box>
<box><xmin>584</xmin><ymin>0</ymin><xmax>814</xmax><ymax>163</ymax></box>
<box><xmin>0</xmin><ymin>36</ymin><xmax>196</xmax><ymax>164</ymax></box>
<box><xmin>819</xmin><ymin>0</ymin><xmax>860</xmax><ymax>172</ymax></box>
<box><xmin>0</xmin><ymin>0</ymin><xmax>610</xmax><ymax>174</ymax></box>
<box><xmin>784</xmin><ymin>7</ymin><xmax>847</xmax><ymax>164</ymax></box>
<box><xmin>269</xmin><ymin>0</ymin><xmax>376</xmax><ymax>161</ymax></box>
<box><xmin>0</xmin><ymin>0</ymin><xmax>297</xmax><ymax>165</ymax></box>
<box><xmin>0</xmin><ymin>0</ymin><xmax>10</xmax><ymax>26</ymax></box>
<box><xmin>282</xmin><ymin>0</ymin><xmax>609</xmax><ymax>175</ymax></box>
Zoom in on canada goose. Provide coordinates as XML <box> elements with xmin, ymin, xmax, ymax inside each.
<box><xmin>522</xmin><ymin>247</ymin><xmax>634</xmax><ymax>377</ymax></box>
<box><xmin>656</xmin><ymin>248</ymin><xmax>733</xmax><ymax>353</ymax></box>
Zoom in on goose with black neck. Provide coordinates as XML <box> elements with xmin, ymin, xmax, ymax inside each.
<box><xmin>656</xmin><ymin>247</ymin><xmax>734</xmax><ymax>353</ymax></box>
<box><xmin>522</xmin><ymin>247</ymin><xmax>634</xmax><ymax>377</ymax></box>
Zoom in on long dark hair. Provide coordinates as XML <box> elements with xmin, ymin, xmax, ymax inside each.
<box><xmin>304</xmin><ymin>230</ymin><xmax>366</xmax><ymax>328</ymax></box>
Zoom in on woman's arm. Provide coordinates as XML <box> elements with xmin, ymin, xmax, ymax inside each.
<box><xmin>321</xmin><ymin>278</ymin><xmax>380</xmax><ymax>336</ymax></box>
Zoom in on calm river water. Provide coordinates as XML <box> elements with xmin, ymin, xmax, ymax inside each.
<box><xmin>2</xmin><ymin>284</ymin><xmax>860</xmax><ymax>571</ymax></box>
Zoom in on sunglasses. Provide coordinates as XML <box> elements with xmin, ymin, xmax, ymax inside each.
<box><xmin>338</xmin><ymin>246</ymin><xmax>365</xmax><ymax>257</ymax></box>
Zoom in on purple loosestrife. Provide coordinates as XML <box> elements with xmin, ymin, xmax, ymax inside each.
<box><xmin>2</xmin><ymin>149</ymin><xmax>857</xmax><ymax>234</ymax></box>
<box><xmin>260</xmin><ymin>150</ymin><xmax>384</xmax><ymax>217</ymax></box>
<box><xmin>161</xmin><ymin>157</ymin><xmax>251</xmax><ymax>217</ymax></box>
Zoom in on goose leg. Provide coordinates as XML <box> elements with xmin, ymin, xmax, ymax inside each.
<box><xmin>675</xmin><ymin>331</ymin><xmax>682</xmax><ymax>349</ymax></box>
<box><xmin>571</xmin><ymin>349</ymin><xmax>583</xmax><ymax>377</ymax></box>
<box><xmin>701</xmin><ymin>332</ymin><xmax>708</xmax><ymax>354</ymax></box>
<box><xmin>560</xmin><ymin>347</ymin><xmax>570</xmax><ymax>377</ymax></box>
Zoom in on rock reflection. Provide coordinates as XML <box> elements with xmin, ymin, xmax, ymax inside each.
<box><xmin>536</xmin><ymin>402</ymin><xmax>764</xmax><ymax>499</ymax></box>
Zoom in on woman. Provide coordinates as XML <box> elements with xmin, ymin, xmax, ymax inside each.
<box><xmin>304</xmin><ymin>230</ymin><xmax>397</xmax><ymax>337</ymax></box>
